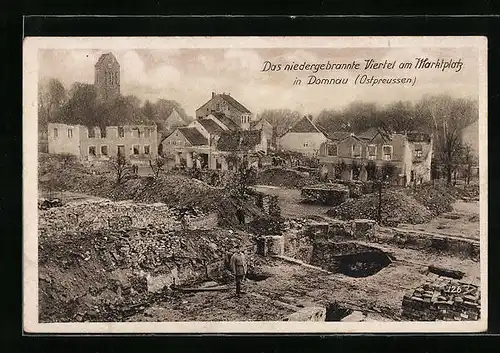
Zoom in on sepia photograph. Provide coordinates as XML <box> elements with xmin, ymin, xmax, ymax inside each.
<box><xmin>23</xmin><ymin>36</ymin><xmax>487</xmax><ymax>333</ymax></box>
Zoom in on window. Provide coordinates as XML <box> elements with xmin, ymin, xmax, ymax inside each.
<box><xmin>101</xmin><ymin>128</ymin><xmax>107</xmax><ymax>138</ymax></box>
<box><xmin>53</xmin><ymin>128</ymin><xmax>58</xmax><ymax>138</ymax></box>
<box><xmin>88</xmin><ymin>146</ymin><xmax>96</xmax><ymax>156</ymax></box>
<box><xmin>352</xmin><ymin>144</ymin><xmax>361</xmax><ymax>158</ymax></box>
<box><xmin>101</xmin><ymin>145</ymin><xmax>108</xmax><ymax>156</ymax></box>
<box><xmin>88</xmin><ymin>128</ymin><xmax>95</xmax><ymax>138</ymax></box>
<box><xmin>415</xmin><ymin>144</ymin><xmax>423</xmax><ymax>157</ymax></box>
<box><xmin>368</xmin><ymin>145</ymin><xmax>377</xmax><ymax>160</ymax></box>
<box><xmin>144</xmin><ymin>145</ymin><xmax>150</xmax><ymax>155</ymax></box>
<box><xmin>133</xmin><ymin>145</ymin><xmax>140</xmax><ymax>155</ymax></box>
<box><xmin>118</xmin><ymin>127</ymin><xmax>125</xmax><ymax>138</ymax></box>
<box><xmin>144</xmin><ymin>128</ymin><xmax>151</xmax><ymax>138</ymax></box>
<box><xmin>117</xmin><ymin>145</ymin><xmax>125</xmax><ymax>157</ymax></box>
<box><xmin>67</xmin><ymin>128</ymin><xmax>73</xmax><ymax>138</ymax></box>
<box><xmin>327</xmin><ymin>144</ymin><xmax>338</xmax><ymax>156</ymax></box>
<box><xmin>303</xmin><ymin>141</ymin><xmax>309</xmax><ymax>147</ymax></box>
<box><xmin>132</xmin><ymin>128</ymin><xmax>141</xmax><ymax>138</ymax></box>
<box><xmin>383</xmin><ymin>145</ymin><xmax>393</xmax><ymax>160</ymax></box>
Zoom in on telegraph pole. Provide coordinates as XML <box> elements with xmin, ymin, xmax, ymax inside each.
<box><xmin>378</xmin><ymin>179</ymin><xmax>382</xmax><ymax>224</ymax></box>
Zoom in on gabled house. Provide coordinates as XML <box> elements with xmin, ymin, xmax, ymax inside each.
<box><xmin>279</xmin><ymin>115</ymin><xmax>328</xmax><ymax>156</ymax></box>
<box><xmin>159</xmin><ymin>127</ymin><xmax>210</xmax><ymax>168</ymax></box>
<box><xmin>162</xmin><ymin>108</ymin><xmax>190</xmax><ymax>132</ymax></box>
<box><xmin>195</xmin><ymin>92</ymin><xmax>252</xmax><ymax>130</ymax></box>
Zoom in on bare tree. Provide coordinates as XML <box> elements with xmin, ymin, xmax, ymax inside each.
<box><xmin>149</xmin><ymin>156</ymin><xmax>166</xmax><ymax>179</ymax></box>
<box><xmin>461</xmin><ymin>143</ymin><xmax>477</xmax><ymax>185</ymax></box>
<box><xmin>109</xmin><ymin>155</ymin><xmax>133</xmax><ymax>185</ymax></box>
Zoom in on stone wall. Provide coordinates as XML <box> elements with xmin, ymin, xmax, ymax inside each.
<box><xmin>402</xmin><ymin>274</ymin><xmax>480</xmax><ymax>321</ymax></box>
<box><xmin>299</xmin><ymin>218</ymin><xmax>479</xmax><ymax>261</ymax></box>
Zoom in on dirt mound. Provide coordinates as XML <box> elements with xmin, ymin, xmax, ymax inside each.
<box><xmin>326</xmin><ymin>190</ymin><xmax>432</xmax><ymax>225</ymax></box>
<box><xmin>256</xmin><ymin>167</ymin><xmax>315</xmax><ymax>188</ymax></box>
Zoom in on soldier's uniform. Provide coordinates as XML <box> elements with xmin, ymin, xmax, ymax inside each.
<box><xmin>230</xmin><ymin>250</ymin><xmax>248</xmax><ymax>297</ymax></box>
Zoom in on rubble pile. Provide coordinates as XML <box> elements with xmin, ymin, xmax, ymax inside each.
<box><xmin>38</xmin><ymin>200</ymin><xmax>210</xmax><ymax>237</ymax></box>
<box><xmin>326</xmin><ymin>190</ymin><xmax>432</xmax><ymax>225</ymax></box>
<box><xmin>407</xmin><ymin>183</ymin><xmax>454</xmax><ymax>216</ymax></box>
<box><xmin>402</xmin><ymin>273</ymin><xmax>480</xmax><ymax>321</ymax></box>
<box><xmin>108</xmin><ymin>175</ymin><xmax>223</xmax><ymax>211</ymax></box>
<box><xmin>39</xmin><ymin>226</ymin><xmax>255</xmax><ymax>322</ymax></box>
<box><xmin>256</xmin><ymin>167</ymin><xmax>316</xmax><ymax>189</ymax></box>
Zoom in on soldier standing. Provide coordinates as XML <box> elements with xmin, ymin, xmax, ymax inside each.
<box><xmin>230</xmin><ymin>247</ymin><xmax>248</xmax><ymax>297</ymax></box>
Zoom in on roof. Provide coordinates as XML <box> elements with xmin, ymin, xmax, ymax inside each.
<box><xmin>357</xmin><ymin>127</ymin><xmax>379</xmax><ymax>140</ymax></box>
<box><xmin>219</xmin><ymin>94</ymin><xmax>251</xmax><ymax>113</ymax></box>
<box><xmin>217</xmin><ymin>130</ymin><xmax>262</xmax><ymax>152</ymax></box>
<box><xmin>358</xmin><ymin>127</ymin><xmax>392</xmax><ymax>142</ymax></box>
<box><xmin>250</xmin><ymin>118</ymin><xmax>272</xmax><ymax>130</ymax></box>
<box><xmin>198</xmin><ymin>119</ymin><xmax>225</xmax><ymax>135</ymax></box>
<box><xmin>95</xmin><ymin>52</ymin><xmax>119</xmax><ymax>67</ymax></box>
<box><xmin>325</xmin><ymin>131</ymin><xmax>352</xmax><ymax>141</ymax></box>
<box><xmin>287</xmin><ymin>116</ymin><xmax>324</xmax><ymax>134</ymax></box>
<box><xmin>196</xmin><ymin>93</ymin><xmax>251</xmax><ymax>114</ymax></box>
<box><xmin>177</xmin><ymin>127</ymin><xmax>208</xmax><ymax>146</ymax></box>
<box><xmin>210</xmin><ymin>111</ymin><xmax>240</xmax><ymax>131</ymax></box>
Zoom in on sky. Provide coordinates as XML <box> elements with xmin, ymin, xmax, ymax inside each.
<box><xmin>38</xmin><ymin>47</ymin><xmax>479</xmax><ymax>117</ymax></box>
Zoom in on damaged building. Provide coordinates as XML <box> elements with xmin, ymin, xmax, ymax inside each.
<box><xmin>48</xmin><ymin>123</ymin><xmax>159</xmax><ymax>164</ymax></box>
<box><xmin>318</xmin><ymin>128</ymin><xmax>433</xmax><ymax>186</ymax></box>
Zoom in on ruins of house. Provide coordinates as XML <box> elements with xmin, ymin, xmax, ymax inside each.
<box><xmin>279</xmin><ymin>116</ymin><xmax>329</xmax><ymax>156</ymax></box>
<box><xmin>195</xmin><ymin>92</ymin><xmax>253</xmax><ymax>130</ymax></box>
<box><xmin>250</xmin><ymin>118</ymin><xmax>274</xmax><ymax>150</ymax></box>
<box><xmin>47</xmin><ymin>123</ymin><xmax>159</xmax><ymax>164</ymax></box>
<box><xmin>318</xmin><ymin>128</ymin><xmax>433</xmax><ymax>186</ymax></box>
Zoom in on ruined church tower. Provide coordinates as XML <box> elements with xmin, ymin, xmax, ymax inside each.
<box><xmin>94</xmin><ymin>52</ymin><xmax>120</xmax><ymax>101</ymax></box>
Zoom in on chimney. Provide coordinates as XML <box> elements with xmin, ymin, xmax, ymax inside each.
<box><xmin>212</xmin><ymin>92</ymin><xmax>215</xmax><ymax>98</ymax></box>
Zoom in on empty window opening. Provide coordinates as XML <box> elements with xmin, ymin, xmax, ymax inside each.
<box><xmin>101</xmin><ymin>128</ymin><xmax>107</xmax><ymax>138</ymax></box>
<box><xmin>383</xmin><ymin>145</ymin><xmax>393</xmax><ymax>160</ymax></box>
<box><xmin>132</xmin><ymin>128</ymin><xmax>141</xmax><ymax>138</ymax></box>
<box><xmin>101</xmin><ymin>145</ymin><xmax>108</xmax><ymax>156</ymax></box>
<box><xmin>133</xmin><ymin>145</ymin><xmax>140</xmax><ymax>155</ymax></box>
<box><xmin>368</xmin><ymin>145</ymin><xmax>376</xmax><ymax>160</ymax></box>
<box><xmin>352</xmin><ymin>144</ymin><xmax>361</xmax><ymax>158</ymax></box>
<box><xmin>117</xmin><ymin>145</ymin><xmax>125</xmax><ymax>157</ymax></box>
<box><xmin>144</xmin><ymin>145</ymin><xmax>150</xmax><ymax>155</ymax></box>
<box><xmin>88</xmin><ymin>146</ymin><xmax>96</xmax><ymax>156</ymax></box>
<box><xmin>88</xmin><ymin>128</ymin><xmax>96</xmax><ymax>138</ymax></box>
<box><xmin>118</xmin><ymin>127</ymin><xmax>125</xmax><ymax>138</ymax></box>
<box><xmin>327</xmin><ymin>144</ymin><xmax>338</xmax><ymax>156</ymax></box>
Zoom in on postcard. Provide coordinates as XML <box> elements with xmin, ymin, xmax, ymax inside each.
<box><xmin>23</xmin><ymin>36</ymin><xmax>487</xmax><ymax>333</ymax></box>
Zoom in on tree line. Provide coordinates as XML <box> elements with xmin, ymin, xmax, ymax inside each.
<box><xmin>38</xmin><ymin>78</ymin><xmax>192</xmax><ymax>133</ymax></box>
